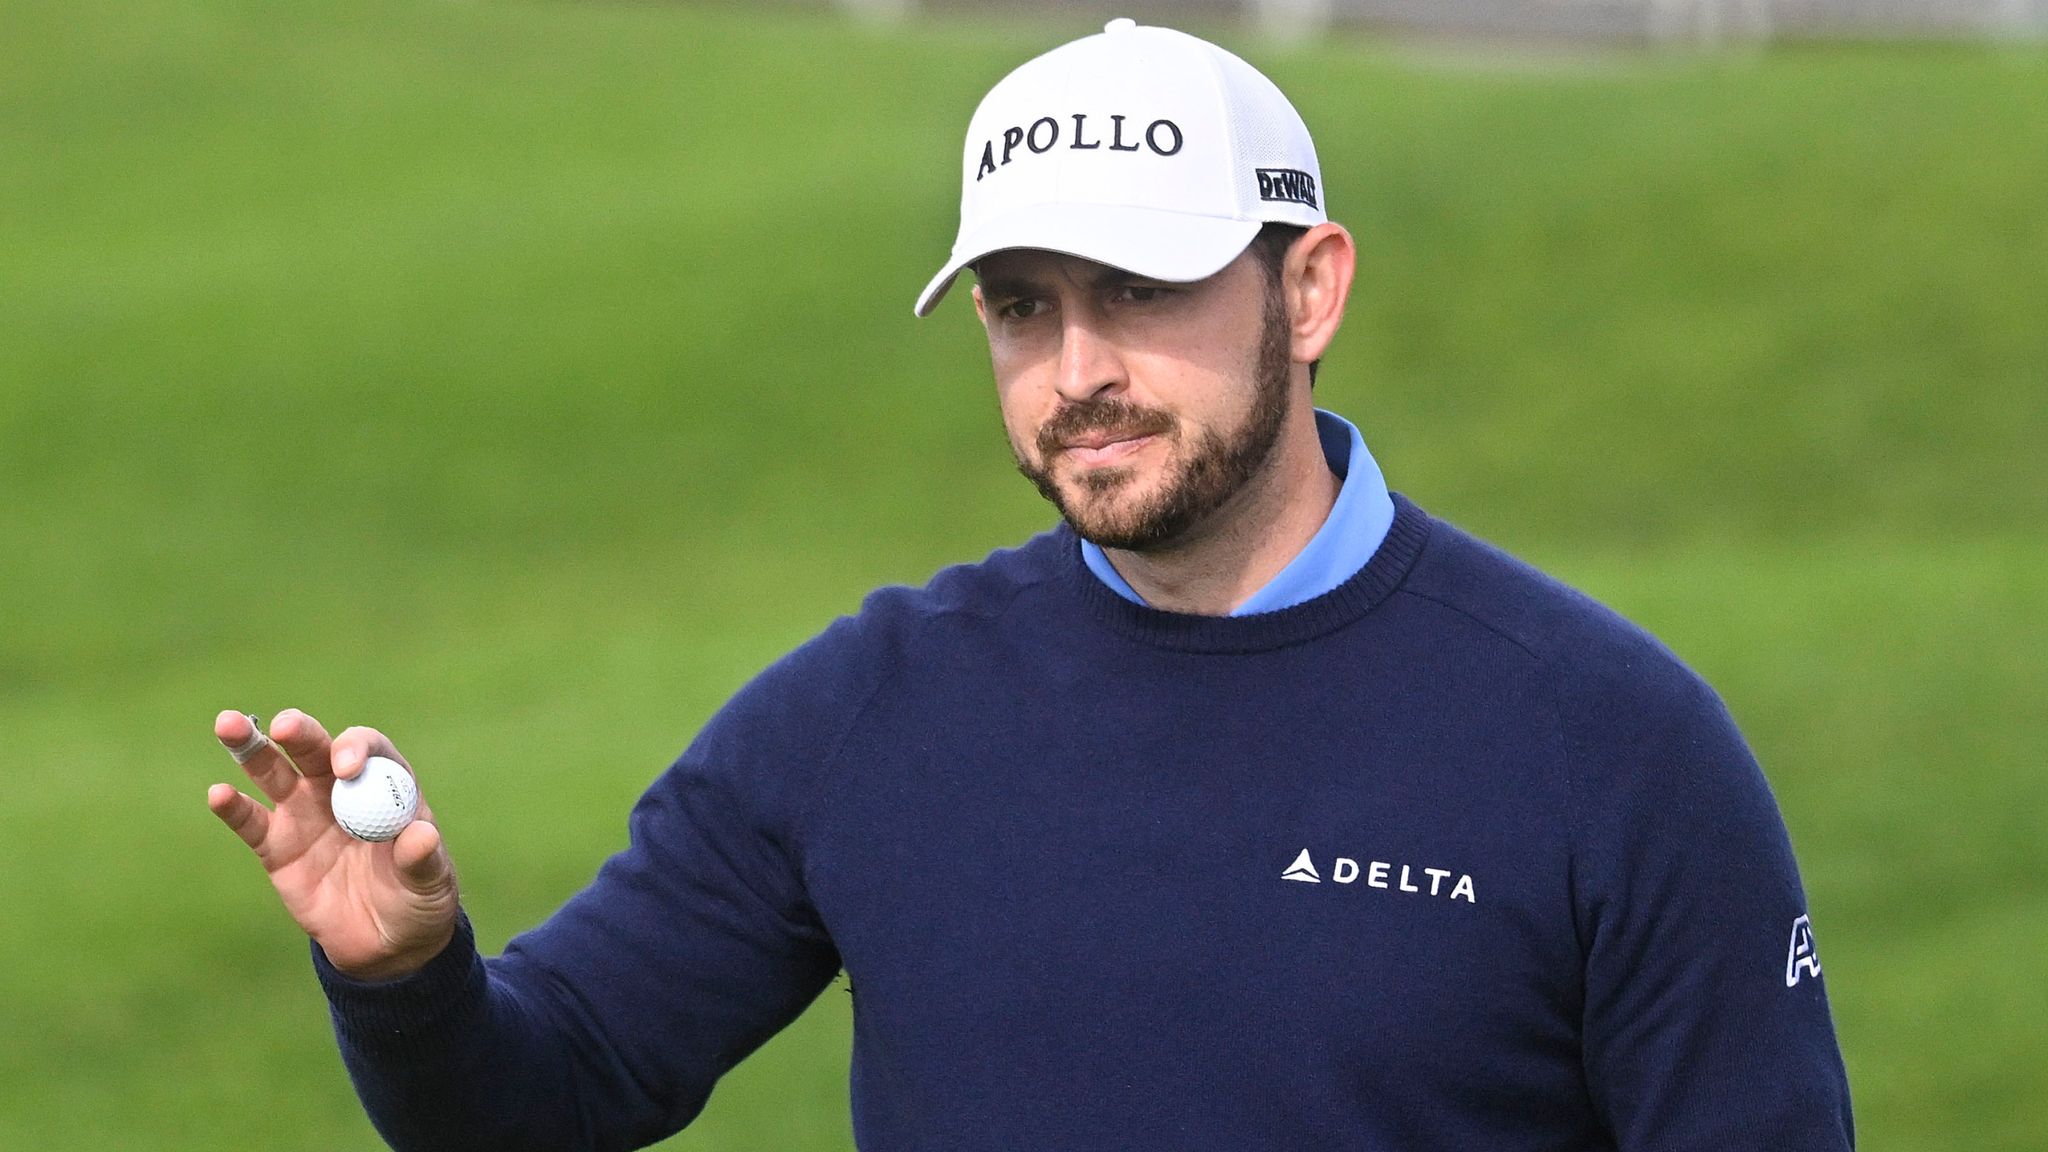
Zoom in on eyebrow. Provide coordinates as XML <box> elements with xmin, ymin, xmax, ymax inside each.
<box><xmin>975</xmin><ymin>264</ymin><xmax>1156</xmax><ymax>301</ymax></box>
<box><xmin>973</xmin><ymin>273</ymin><xmax>1038</xmax><ymax>301</ymax></box>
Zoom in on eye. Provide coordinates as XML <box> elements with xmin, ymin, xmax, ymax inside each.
<box><xmin>999</xmin><ymin>298</ymin><xmax>1045</xmax><ymax>320</ymax></box>
<box><xmin>1115</xmin><ymin>284</ymin><xmax>1169</xmax><ymax>304</ymax></box>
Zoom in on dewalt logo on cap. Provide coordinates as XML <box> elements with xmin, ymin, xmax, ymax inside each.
<box><xmin>1255</xmin><ymin>168</ymin><xmax>1318</xmax><ymax>210</ymax></box>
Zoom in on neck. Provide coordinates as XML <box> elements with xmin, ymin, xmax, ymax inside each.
<box><xmin>1101</xmin><ymin>400</ymin><xmax>1339</xmax><ymax>616</ymax></box>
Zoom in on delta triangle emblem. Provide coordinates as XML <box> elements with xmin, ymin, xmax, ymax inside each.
<box><xmin>1281</xmin><ymin>848</ymin><xmax>1321</xmax><ymax>883</ymax></box>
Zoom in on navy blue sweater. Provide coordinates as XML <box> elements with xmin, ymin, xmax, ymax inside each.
<box><xmin>318</xmin><ymin>495</ymin><xmax>1853</xmax><ymax>1150</ymax></box>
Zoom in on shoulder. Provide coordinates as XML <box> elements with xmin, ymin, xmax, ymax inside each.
<box><xmin>845</xmin><ymin>525</ymin><xmax>1069</xmax><ymax>646</ymax></box>
<box><xmin>1393</xmin><ymin>504</ymin><xmax>1725</xmax><ymax>740</ymax></box>
<box><xmin>699</xmin><ymin>527</ymin><xmax>1068</xmax><ymax>752</ymax></box>
<box><xmin>797</xmin><ymin>524</ymin><xmax>1066</xmax><ymax>677</ymax></box>
<box><xmin>659</xmin><ymin>527</ymin><xmax>1068</xmax><ymax>841</ymax></box>
<box><xmin>1395</xmin><ymin>504</ymin><xmax>1784</xmax><ymax>865</ymax></box>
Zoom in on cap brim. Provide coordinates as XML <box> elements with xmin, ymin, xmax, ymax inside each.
<box><xmin>913</xmin><ymin>204</ymin><xmax>1263</xmax><ymax>317</ymax></box>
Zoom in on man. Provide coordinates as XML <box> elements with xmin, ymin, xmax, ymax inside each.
<box><xmin>208</xmin><ymin>19</ymin><xmax>1854</xmax><ymax>1151</ymax></box>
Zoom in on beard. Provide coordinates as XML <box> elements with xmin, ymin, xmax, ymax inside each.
<box><xmin>1012</xmin><ymin>284</ymin><xmax>1294</xmax><ymax>552</ymax></box>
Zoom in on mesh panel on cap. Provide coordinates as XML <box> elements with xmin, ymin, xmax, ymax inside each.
<box><xmin>1207</xmin><ymin>44</ymin><xmax>1326</xmax><ymax>222</ymax></box>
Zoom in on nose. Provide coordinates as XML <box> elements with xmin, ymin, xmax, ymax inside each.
<box><xmin>1052</xmin><ymin>311</ymin><xmax>1126</xmax><ymax>404</ymax></box>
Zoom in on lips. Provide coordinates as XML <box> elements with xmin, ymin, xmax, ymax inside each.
<box><xmin>1063</xmin><ymin>429</ymin><xmax>1143</xmax><ymax>450</ymax></box>
<box><xmin>1036</xmin><ymin>398</ymin><xmax>1176</xmax><ymax>466</ymax></box>
<box><xmin>1060</xmin><ymin>433</ymin><xmax>1156</xmax><ymax>467</ymax></box>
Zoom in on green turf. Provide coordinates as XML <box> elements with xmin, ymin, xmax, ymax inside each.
<box><xmin>2</xmin><ymin>2</ymin><xmax>2043</xmax><ymax>1147</ymax></box>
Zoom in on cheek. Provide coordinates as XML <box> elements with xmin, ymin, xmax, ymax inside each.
<box><xmin>993</xmin><ymin>373</ymin><xmax>1045</xmax><ymax>462</ymax></box>
<box><xmin>1131</xmin><ymin>324</ymin><xmax>1262</xmax><ymax>433</ymax></box>
<box><xmin>989</xmin><ymin>338</ymin><xmax>1073</xmax><ymax>452</ymax></box>
<box><xmin>987</xmin><ymin>337</ymin><xmax>1048</xmax><ymax>406</ymax></box>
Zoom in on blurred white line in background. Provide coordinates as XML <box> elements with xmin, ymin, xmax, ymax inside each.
<box><xmin>1254</xmin><ymin>0</ymin><xmax>1339</xmax><ymax>40</ymax></box>
<box><xmin>838</xmin><ymin>0</ymin><xmax>917</xmax><ymax>24</ymax></box>
<box><xmin>1647</xmin><ymin>0</ymin><xmax>1773</xmax><ymax>43</ymax></box>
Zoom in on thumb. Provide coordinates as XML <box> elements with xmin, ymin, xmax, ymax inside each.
<box><xmin>391</xmin><ymin>820</ymin><xmax>453</xmax><ymax>895</ymax></box>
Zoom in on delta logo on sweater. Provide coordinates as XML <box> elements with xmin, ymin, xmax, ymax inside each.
<box><xmin>1281</xmin><ymin>848</ymin><xmax>1477</xmax><ymax>903</ymax></box>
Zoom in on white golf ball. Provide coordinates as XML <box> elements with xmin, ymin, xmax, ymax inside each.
<box><xmin>332</xmin><ymin>755</ymin><xmax>420</xmax><ymax>843</ymax></box>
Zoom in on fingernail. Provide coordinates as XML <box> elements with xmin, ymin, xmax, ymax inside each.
<box><xmin>225</xmin><ymin>723</ymin><xmax>268</xmax><ymax>764</ymax></box>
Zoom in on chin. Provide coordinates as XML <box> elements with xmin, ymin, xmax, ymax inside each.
<box><xmin>1060</xmin><ymin>475</ymin><xmax>1172</xmax><ymax>545</ymax></box>
<box><xmin>1068</xmin><ymin>461</ymin><xmax>1144</xmax><ymax>497</ymax></box>
<box><xmin>1061</xmin><ymin>458</ymin><xmax>1162</xmax><ymax>510</ymax></box>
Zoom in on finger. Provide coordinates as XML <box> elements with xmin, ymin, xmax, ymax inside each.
<box><xmin>331</xmin><ymin>726</ymin><xmax>408</xmax><ymax>781</ymax></box>
<box><xmin>215</xmin><ymin>709</ymin><xmax>300</xmax><ymax>804</ymax></box>
<box><xmin>207</xmin><ymin>783</ymin><xmax>271</xmax><ymax>851</ymax></box>
<box><xmin>269</xmin><ymin>708</ymin><xmax>335</xmax><ymax>779</ymax></box>
<box><xmin>391</xmin><ymin>820</ymin><xmax>452</xmax><ymax>895</ymax></box>
<box><xmin>214</xmin><ymin>709</ymin><xmax>267</xmax><ymax>763</ymax></box>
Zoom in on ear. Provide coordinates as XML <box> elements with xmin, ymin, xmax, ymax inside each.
<box><xmin>1283</xmin><ymin>222</ymin><xmax>1356</xmax><ymax>366</ymax></box>
<box><xmin>971</xmin><ymin>282</ymin><xmax>989</xmax><ymax>328</ymax></box>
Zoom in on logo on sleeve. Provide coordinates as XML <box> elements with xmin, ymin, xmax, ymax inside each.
<box><xmin>1785</xmin><ymin>914</ymin><xmax>1822</xmax><ymax>987</ymax></box>
<box><xmin>1255</xmin><ymin>168</ymin><xmax>1318</xmax><ymax>209</ymax></box>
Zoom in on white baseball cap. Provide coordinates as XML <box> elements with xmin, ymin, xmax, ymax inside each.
<box><xmin>913</xmin><ymin>17</ymin><xmax>1327</xmax><ymax>317</ymax></box>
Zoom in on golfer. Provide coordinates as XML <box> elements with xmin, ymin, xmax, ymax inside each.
<box><xmin>209</xmin><ymin>19</ymin><xmax>1854</xmax><ymax>1150</ymax></box>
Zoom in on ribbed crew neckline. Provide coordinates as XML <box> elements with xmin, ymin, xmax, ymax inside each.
<box><xmin>1055</xmin><ymin>493</ymin><xmax>1432</xmax><ymax>654</ymax></box>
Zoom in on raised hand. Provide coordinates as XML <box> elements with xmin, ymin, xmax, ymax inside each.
<box><xmin>207</xmin><ymin>709</ymin><xmax>460</xmax><ymax>980</ymax></box>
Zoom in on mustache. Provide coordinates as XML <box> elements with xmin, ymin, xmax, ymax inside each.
<box><xmin>1035</xmin><ymin>398</ymin><xmax>1177</xmax><ymax>457</ymax></box>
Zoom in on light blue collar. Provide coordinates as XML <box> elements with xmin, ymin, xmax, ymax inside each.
<box><xmin>1080</xmin><ymin>409</ymin><xmax>1396</xmax><ymax>615</ymax></box>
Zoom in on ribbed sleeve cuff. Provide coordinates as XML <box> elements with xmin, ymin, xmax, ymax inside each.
<box><xmin>313</xmin><ymin>910</ymin><xmax>489</xmax><ymax>1059</ymax></box>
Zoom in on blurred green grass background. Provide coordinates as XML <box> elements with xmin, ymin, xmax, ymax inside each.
<box><xmin>3</xmin><ymin>1</ymin><xmax>2044</xmax><ymax>1147</ymax></box>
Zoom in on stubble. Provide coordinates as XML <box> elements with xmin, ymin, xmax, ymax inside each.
<box><xmin>1014</xmin><ymin>285</ymin><xmax>1295</xmax><ymax>551</ymax></box>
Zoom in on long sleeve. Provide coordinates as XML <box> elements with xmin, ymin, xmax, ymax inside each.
<box><xmin>315</xmin><ymin>639</ymin><xmax>858</xmax><ymax>1152</ymax></box>
<box><xmin>1569</xmin><ymin>668</ymin><xmax>1855</xmax><ymax>1149</ymax></box>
